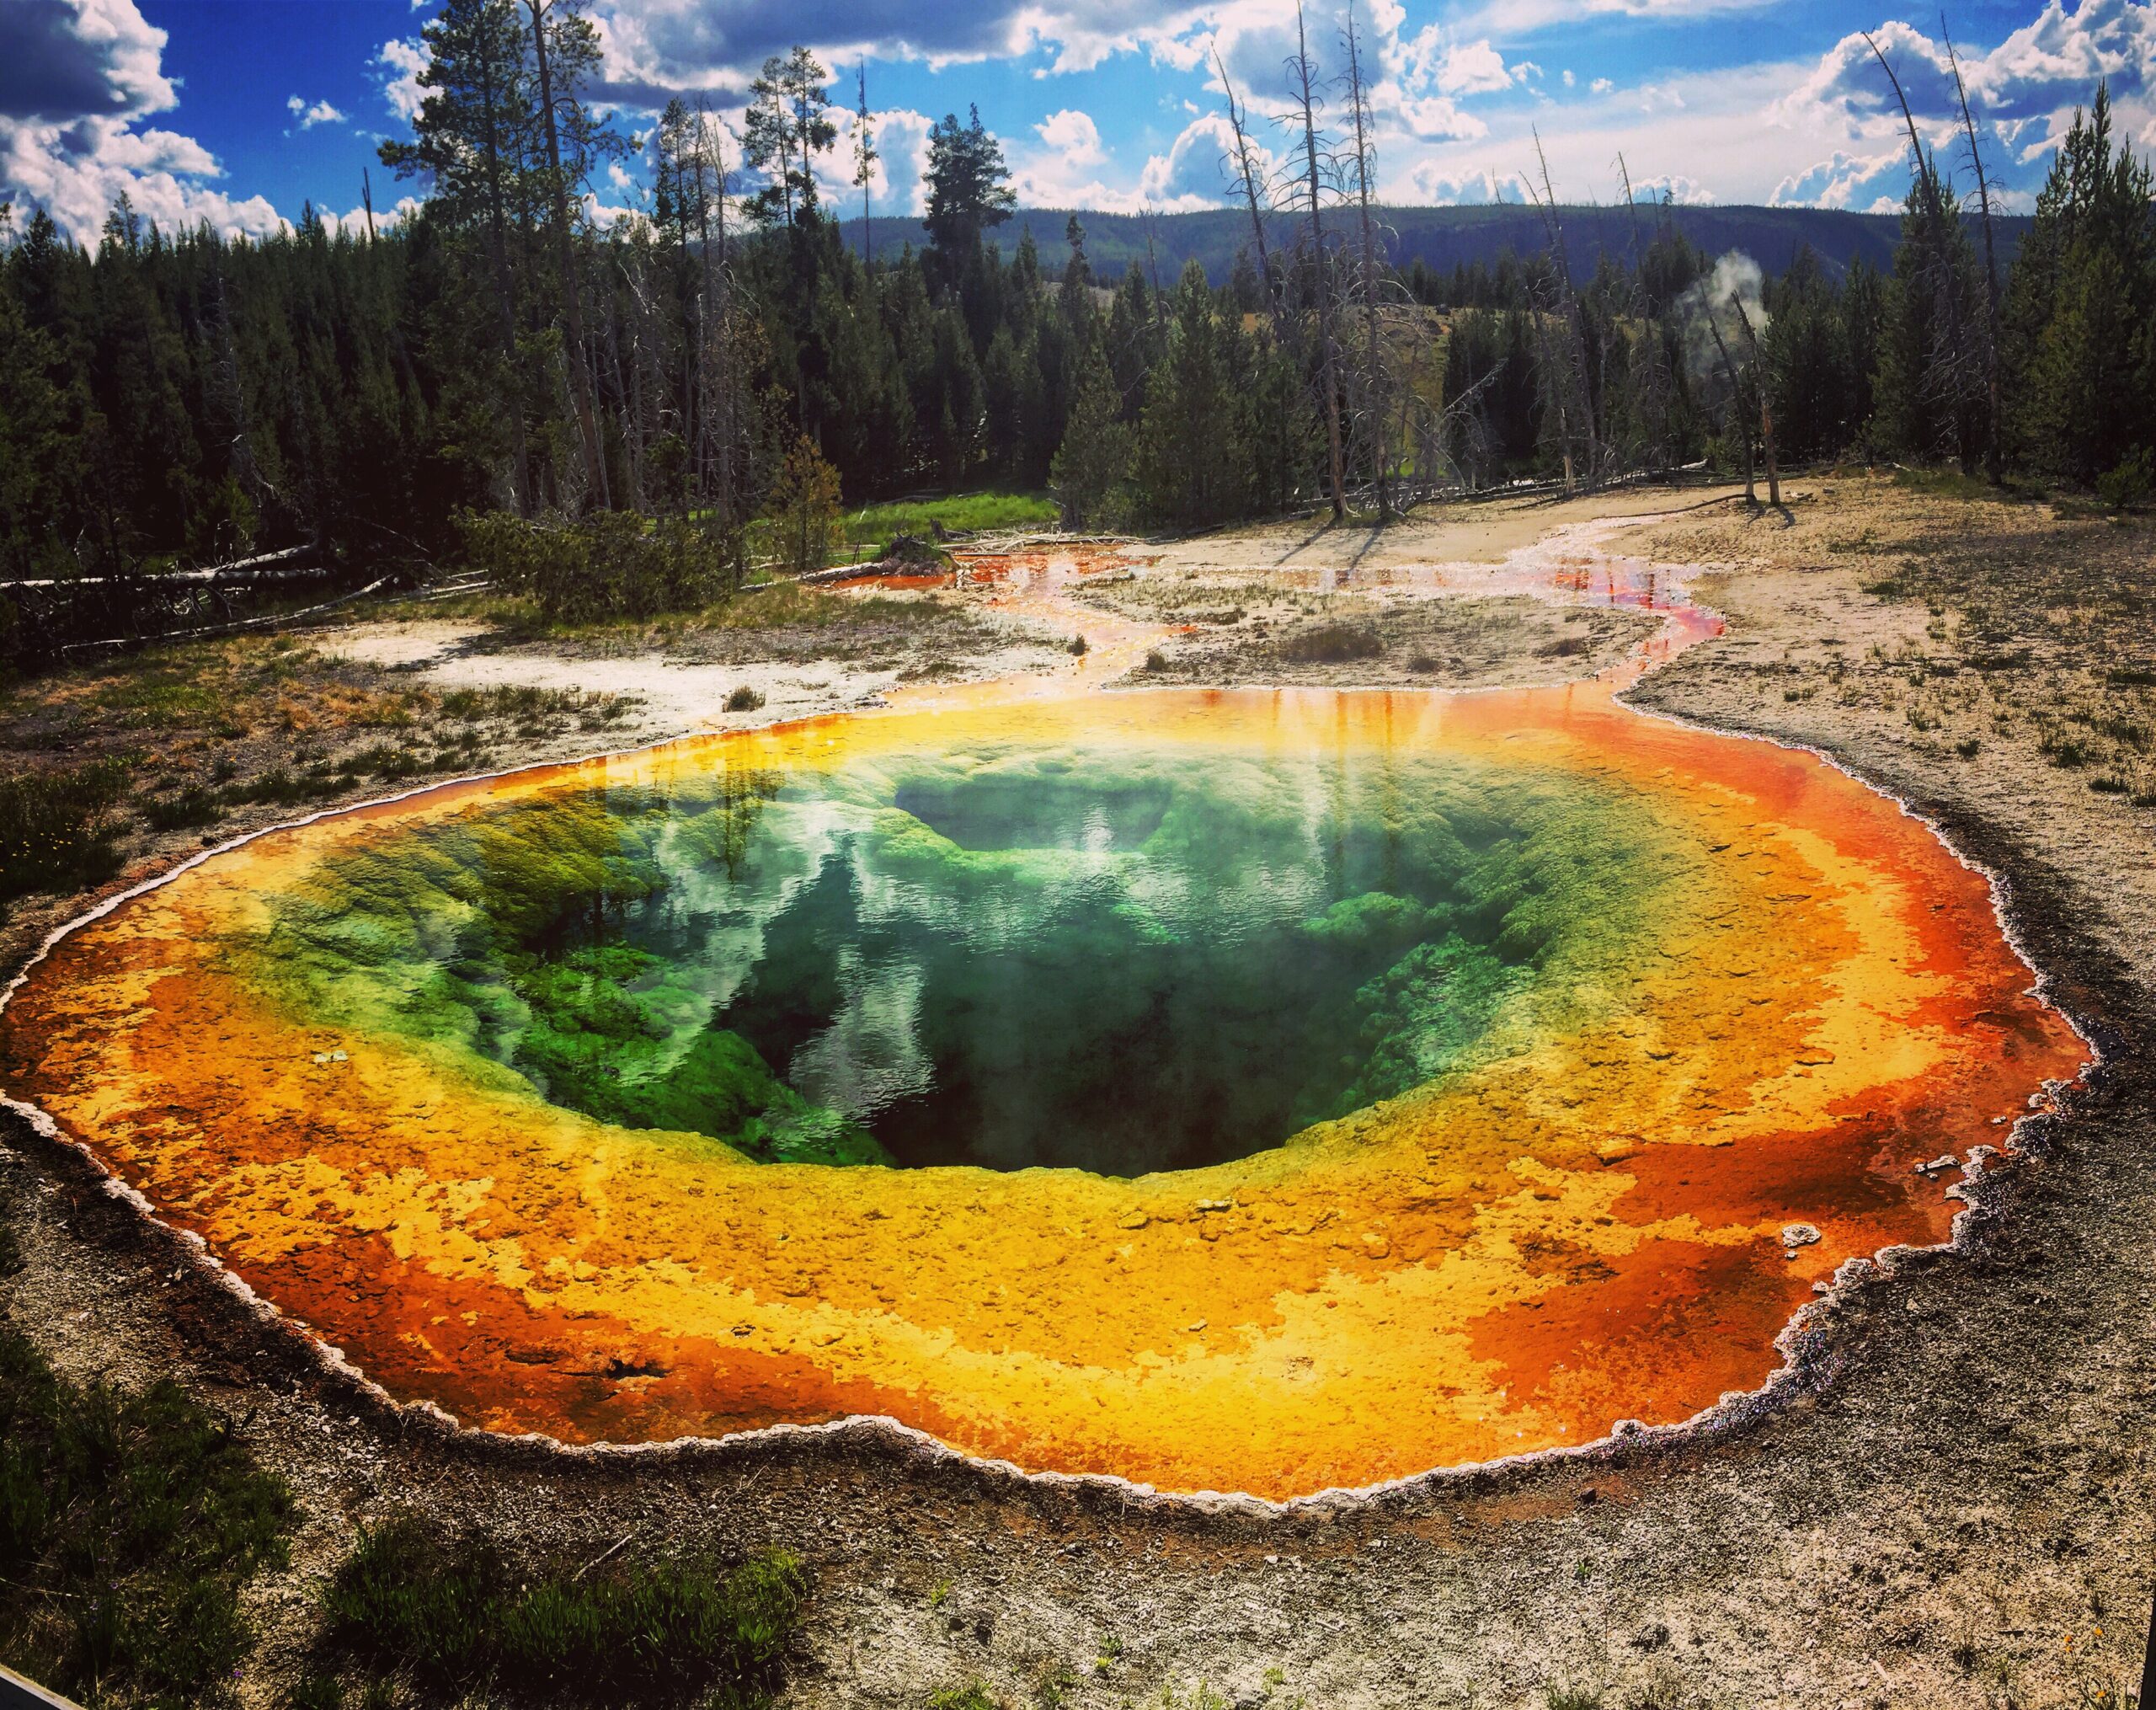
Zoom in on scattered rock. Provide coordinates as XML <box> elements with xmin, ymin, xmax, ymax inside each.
<box><xmin>1781</xmin><ymin>1223</ymin><xmax>1822</xmax><ymax>1248</ymax></box>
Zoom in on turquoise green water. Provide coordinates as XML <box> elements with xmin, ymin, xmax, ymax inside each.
<box><xmin>259</xmin><ymin>736</ymin><xmax>1669</xmax><ymax>1175</ymax></box>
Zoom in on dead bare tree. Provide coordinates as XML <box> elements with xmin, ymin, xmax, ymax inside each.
<box><xmin>1866</xmin><ymin>29</ymin><xmax>1981</xmax><ymax>466</ymax></box>
<box><xmin>693</xmin><ymin>104</ymin><xmax>738</xmax><ymax>538</ymax></box>
<box><xmin>1340</xmin><ymin>0</ymin><xmax>1393</xmax><ymax>521</ymax></box>
<box><xmin>1524</xmin><ymin>130</ymin><xmax>1601</xmax><ymax>491</ymax></box>
<box><xmin>1214</xmin><ymin>45</ymin><xmax>1285</xmax><ymax>339</ymax></box>
<box><xmin>1287</xmin><ymin>2</ymin><xmax>1347</xmax><ymax>520</ymax></box>
<box><xmin>1942</xmin><ymin>15</ymin><xmax>2004</xmax><ymax>484</ymax></box>
<box><xmin>1728</xmin><ymin>293</ymin><xmax>1780</xmax><ymax>508</ymax></box>
<box><xmin>525</xmin><ymin>0</ymin><xmax>609</xmax><ymax>510</ymax></box>
<box><xmin>1614</xmin><ymin>152</ymin><xmax>1678</xmax><ymax>475</ymax></box>
<box><xmin>1704</xmin><ymin>310</ymin><xmax>1756</xmax><ymax>505</ymax></box>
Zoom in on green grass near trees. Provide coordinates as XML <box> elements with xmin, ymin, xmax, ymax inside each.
<box><xmin>841</xmin><ymin>491</ymin><xmax>1058</xmax><ymax>544</ymax></box>
<box><xmin>0</xmin><ymin>756</ymin><xmax>135</xmax><ymax>918</ymax></box>
<box><xmin>321</xmin><ymin>1518</ymin><xmax>805</xmax><ymax>1707</ymax></box>
<box><xmin>0</xmin><ymin>1317</ymin><xmax>293</xmax><ymax>1707</ymax></box>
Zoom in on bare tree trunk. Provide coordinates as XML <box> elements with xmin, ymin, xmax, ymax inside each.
<box><xmin>1867</xmin><ymin>29</ymin><xmax>1972</xmax><ymax>466</ymax></box>
<box><xmin>1944</xmin><ymin>19</ymin><xmax>2004</xmax><ymax>485</ymax></box>
<box><xmin>606</xmin><ymin>265</ymin><xmax>644</xmax><ymax>507</ymax></box>
<box><xmin>1343</xmin><ymin>0</ymin><xmax>1390</xmax><ymax>522</ymax></box>
<box><xmin>527</xmin><ymin>0</ymin><xmax>609</xmax><ymax>510</ymax></box>
<box><xmin>1214</xmin><ymin>47</ymin><xmax>1283</xmax><ymax>339</ymax></box>
<box><xmin>691</xmin><ymin>104</ymin><xmax>715</xmax><ymax>517</ymax></box>
<box><xmin>1706</xmin><ymin>313</ymin><xmax>1755</xmax><ymax>505</ymax></box>
<box><xmin>1729</xmin><ymin>296</ymin><xmax>1780</xmax><ymax>509</ymax></box>
<box><xmin>1615</xmin><ymin>152</ymin><xmax>1673</xmax><ymax>474</ymax></box>
<box><xmin>1528</xmin><ymin>130</ymin><xmax>1599</xmax><ymax>490</ymax></box>
<box><xmin>702</xmin><ymin>112</ymin><xmax>737</xmax><ymax>542</ymax></box>
<box><xmin>1290</xmin><ymin>3</ymin><xmax>1345</xmax><ymax>521</ymax></box>
<box><xmin>476</xmin><ymin>24</ymin><xmax>531</xmax><ymax>515</ymax></box>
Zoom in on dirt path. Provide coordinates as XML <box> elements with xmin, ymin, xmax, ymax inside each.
<box><xmin>4</xmin><ymin>478</ymin><xmax>2153</xmax><ymax>1710</ymax></box>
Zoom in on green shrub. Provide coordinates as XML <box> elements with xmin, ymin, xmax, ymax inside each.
<box><xmin>0</xmin><ymin>1325</ymin><xmax>292</xmax><ymax>1705</ymax></box>
<box><xmin>459</xmin><ymin>511</ymin><xmax>741</xmax><ymax>623</ymax></box>
<box><xmin>140</xmin><ymin>785</ymin><xmax>223</xmax><ymax>831</ymax></box>
<box><xmin>2097</xmin><ymin>448</ymin><xmax>2155</xmax><ymax>510</ymax></box>
<box><xmin>926</xmin><ymin>1687</ymin><xmax>1001</xmax><ymax>1710</ymax></box>
<box><xmin>765</xmin><ymin>436</ymin><xmax>843</xmax><ymax>576</ymax></box>
<box><xmin>1278</xmin><ymin>623</ymin><xmax>1384</xmax><ymax>665</ymax></box>
<box><xmin>0</xmin><ymin>756</ymin><xmax>133</xmax><ymax>915</ymax></box>
<box><xmin>324</xmin><ymin>1518</ymin><xmax>805</xmax><ymax>1706</ymax></box>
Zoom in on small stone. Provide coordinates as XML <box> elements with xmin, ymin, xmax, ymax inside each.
<box><xmin>1195</xmin><ymin>1199</ymin><xmax>1232</xmax><ymax>1214</ymax></box>
<box><xmin>1117</xmin><ymin>1210</ymin><xmax>1149</xmax><ymax>1230</ymax></box>
<box><xmin>1915</xmin><ymin>1153</ymin><xmax>1958</xmax><ymax>1175</ymax></box>
<box><xmin>1780</xmin><ymin>1222</ymin><xmax>1822</xmax><ymax>1248</ymax></box>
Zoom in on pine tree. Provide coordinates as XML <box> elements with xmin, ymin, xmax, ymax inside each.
<box><xmin>923</xmin><ymin>106</ymin><xmax>1016</xmax><ymax>263</ymax></box>
<box><xmin>2003</xmin><ymin>85</ymin><xmax>2156</xmax><ymax>484</ymax></box>
<box><xmin>743</xmin><ymin>48</ymin><xmax>837</xmax><ymax>230</ymax></box>
<box><xmin>1874</xmin><ymin>173</ymin><xmax>1987</xmax><ymax>468</ymax></box>
<box><xmin>1050</xmin><ymin>355</ymin><xmax>1132</xmax><ymax>531</ymax></box>
<box><xmin>1131</xmin><ymin>262</ymin><xmax>1249</xmax><ymax>526</ymax></box>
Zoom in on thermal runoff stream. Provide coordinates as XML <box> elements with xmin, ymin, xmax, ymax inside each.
<box><xmin>0</xmin><ymin>534</ymin><xmax>2085</xmax><ymax>1499</ymax></box>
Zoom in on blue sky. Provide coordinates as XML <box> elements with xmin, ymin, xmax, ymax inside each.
<box><xmin>3</xmin><ymin>0</ymin><xmax>2153</xmax><ymax>247</ymax></box>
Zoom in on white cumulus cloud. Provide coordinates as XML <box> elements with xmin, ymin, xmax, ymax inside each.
<box><xmin>376</xmin><ymin>38</ymin><xmax>429</xmax><ymax>125</ymax></box>
<box><xmin>286</xmin><ymin>96</ymin><xmax>346</xmax><ymax>131</ymax></box>
<box><xmin>0</xmin><ymin>0</ymin><xmax>282</xmax><ymax>244</ymax></box>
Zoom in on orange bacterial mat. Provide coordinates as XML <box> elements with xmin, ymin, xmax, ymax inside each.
<box><xmin>0</xmin><ymin>538</ymin><xmax>2085</xmax><ymax>1499</ymax></box>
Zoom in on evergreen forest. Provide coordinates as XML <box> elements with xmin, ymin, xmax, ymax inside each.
<box><xmin>2</xmin><ymin>0</ymin><xmax>2153</xmax><ymax>615</ymax></box>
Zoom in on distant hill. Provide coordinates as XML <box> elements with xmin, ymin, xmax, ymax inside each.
<box><xmin>843</xmin><ymin>203</ymin><xmax>2031</xmax><ymax>286</ymax></box>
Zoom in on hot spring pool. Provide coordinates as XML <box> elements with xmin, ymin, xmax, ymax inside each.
<box><xmin>0</xmin><ymin>681</ymin><xmax>2083</xmax><ymax>1498</ymax></box>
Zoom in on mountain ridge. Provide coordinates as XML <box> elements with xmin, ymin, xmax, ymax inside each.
<box><xmin>842</xmin><ymin>202</ymin><xmax>2031</xmax><ymax>286</ymax></box>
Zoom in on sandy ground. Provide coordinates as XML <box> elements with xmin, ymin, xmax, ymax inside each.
<box><xmin>320</xmin><ymin>616</ymin><xmax>1057</xmax><ymax>743</ymax></box>
<box><xmin>6</xmin><ymin>477</ymin><xmax>2156</xmax><ymax>1709</ymax></box>
<box><xmin>1079</xmin><ymin>576</ymin><xmax>1654</xmax><ymax>690</ymax></box>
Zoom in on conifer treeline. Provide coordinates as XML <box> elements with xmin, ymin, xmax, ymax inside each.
<box><xmin>1</xmin><ymin>0</ymin><xmax>2152</xmax><ymax>590</ymax></box>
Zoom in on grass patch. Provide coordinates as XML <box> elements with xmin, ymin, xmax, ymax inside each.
<box><xmin>925</xmin><ymin>1686</ymin><xmax>1001</xmax><ymax>1710</ymax></box>
<box><xmin>323</xmin><ymin>1518</ymin><xmax>804</xmax><ymax>1707</ymax></box>
<box><xmin>1892</xmin><ymin>466</ymin><xmax>2006</xmax><ymax>504</ymax></box>
<box><xmin>1536</xmin><ymin>633</ymin><xmax>1593</xmax><ymax>659</ymax></box>
<box><xmin>138</xmin><ymin>785</ymin><xmax>223</xmax><ymax>831</ymax></box>
<box><xmin>724</xmin><ymin>686</ymin><xmax>766</xmax><ymax>713</ymax></box>
<box><xmin>92</xmin><ymin>672</ymin><xmax>229</xmax><ymax>729</ymax></box>
<box><xmin>1278</xmin><ymin>623</ymin><xmax>1385</xmax><ymax>665</ymax></box>
<box><xmin>0</xmin><ymin>756</ymin><xmax>134</xmax><ymax>916</ymax></box>
<box><xmin>2041</xmin><ymin>732</ymin><xmax>2093</xmax><ymax>768</ymax></box>
<box><xmin>0</xmin><ymin>1323</ymin><xmax>292</xmax><ymax>1707</ymax></box>
<box><xmin>843</xmin><ymin>491</ymin><xmax>1056</xmax><ymax>544</ymax></box>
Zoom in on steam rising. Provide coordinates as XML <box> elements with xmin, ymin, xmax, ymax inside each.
<box><xmin>1675</xmin><ymin>250</ymin><xmax>1771</xmax><ymax>387</ymax></box>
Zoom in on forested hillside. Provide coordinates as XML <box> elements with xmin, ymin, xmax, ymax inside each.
<box><xmin>862</xmin><ymin>203</ymin><xmax>2033</xmax><ymax>287</ymax></box>
<box><xmin>1</xmin><ymin>0</ymin><xmax>2152</xmax><ymax>636</ymax></box>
